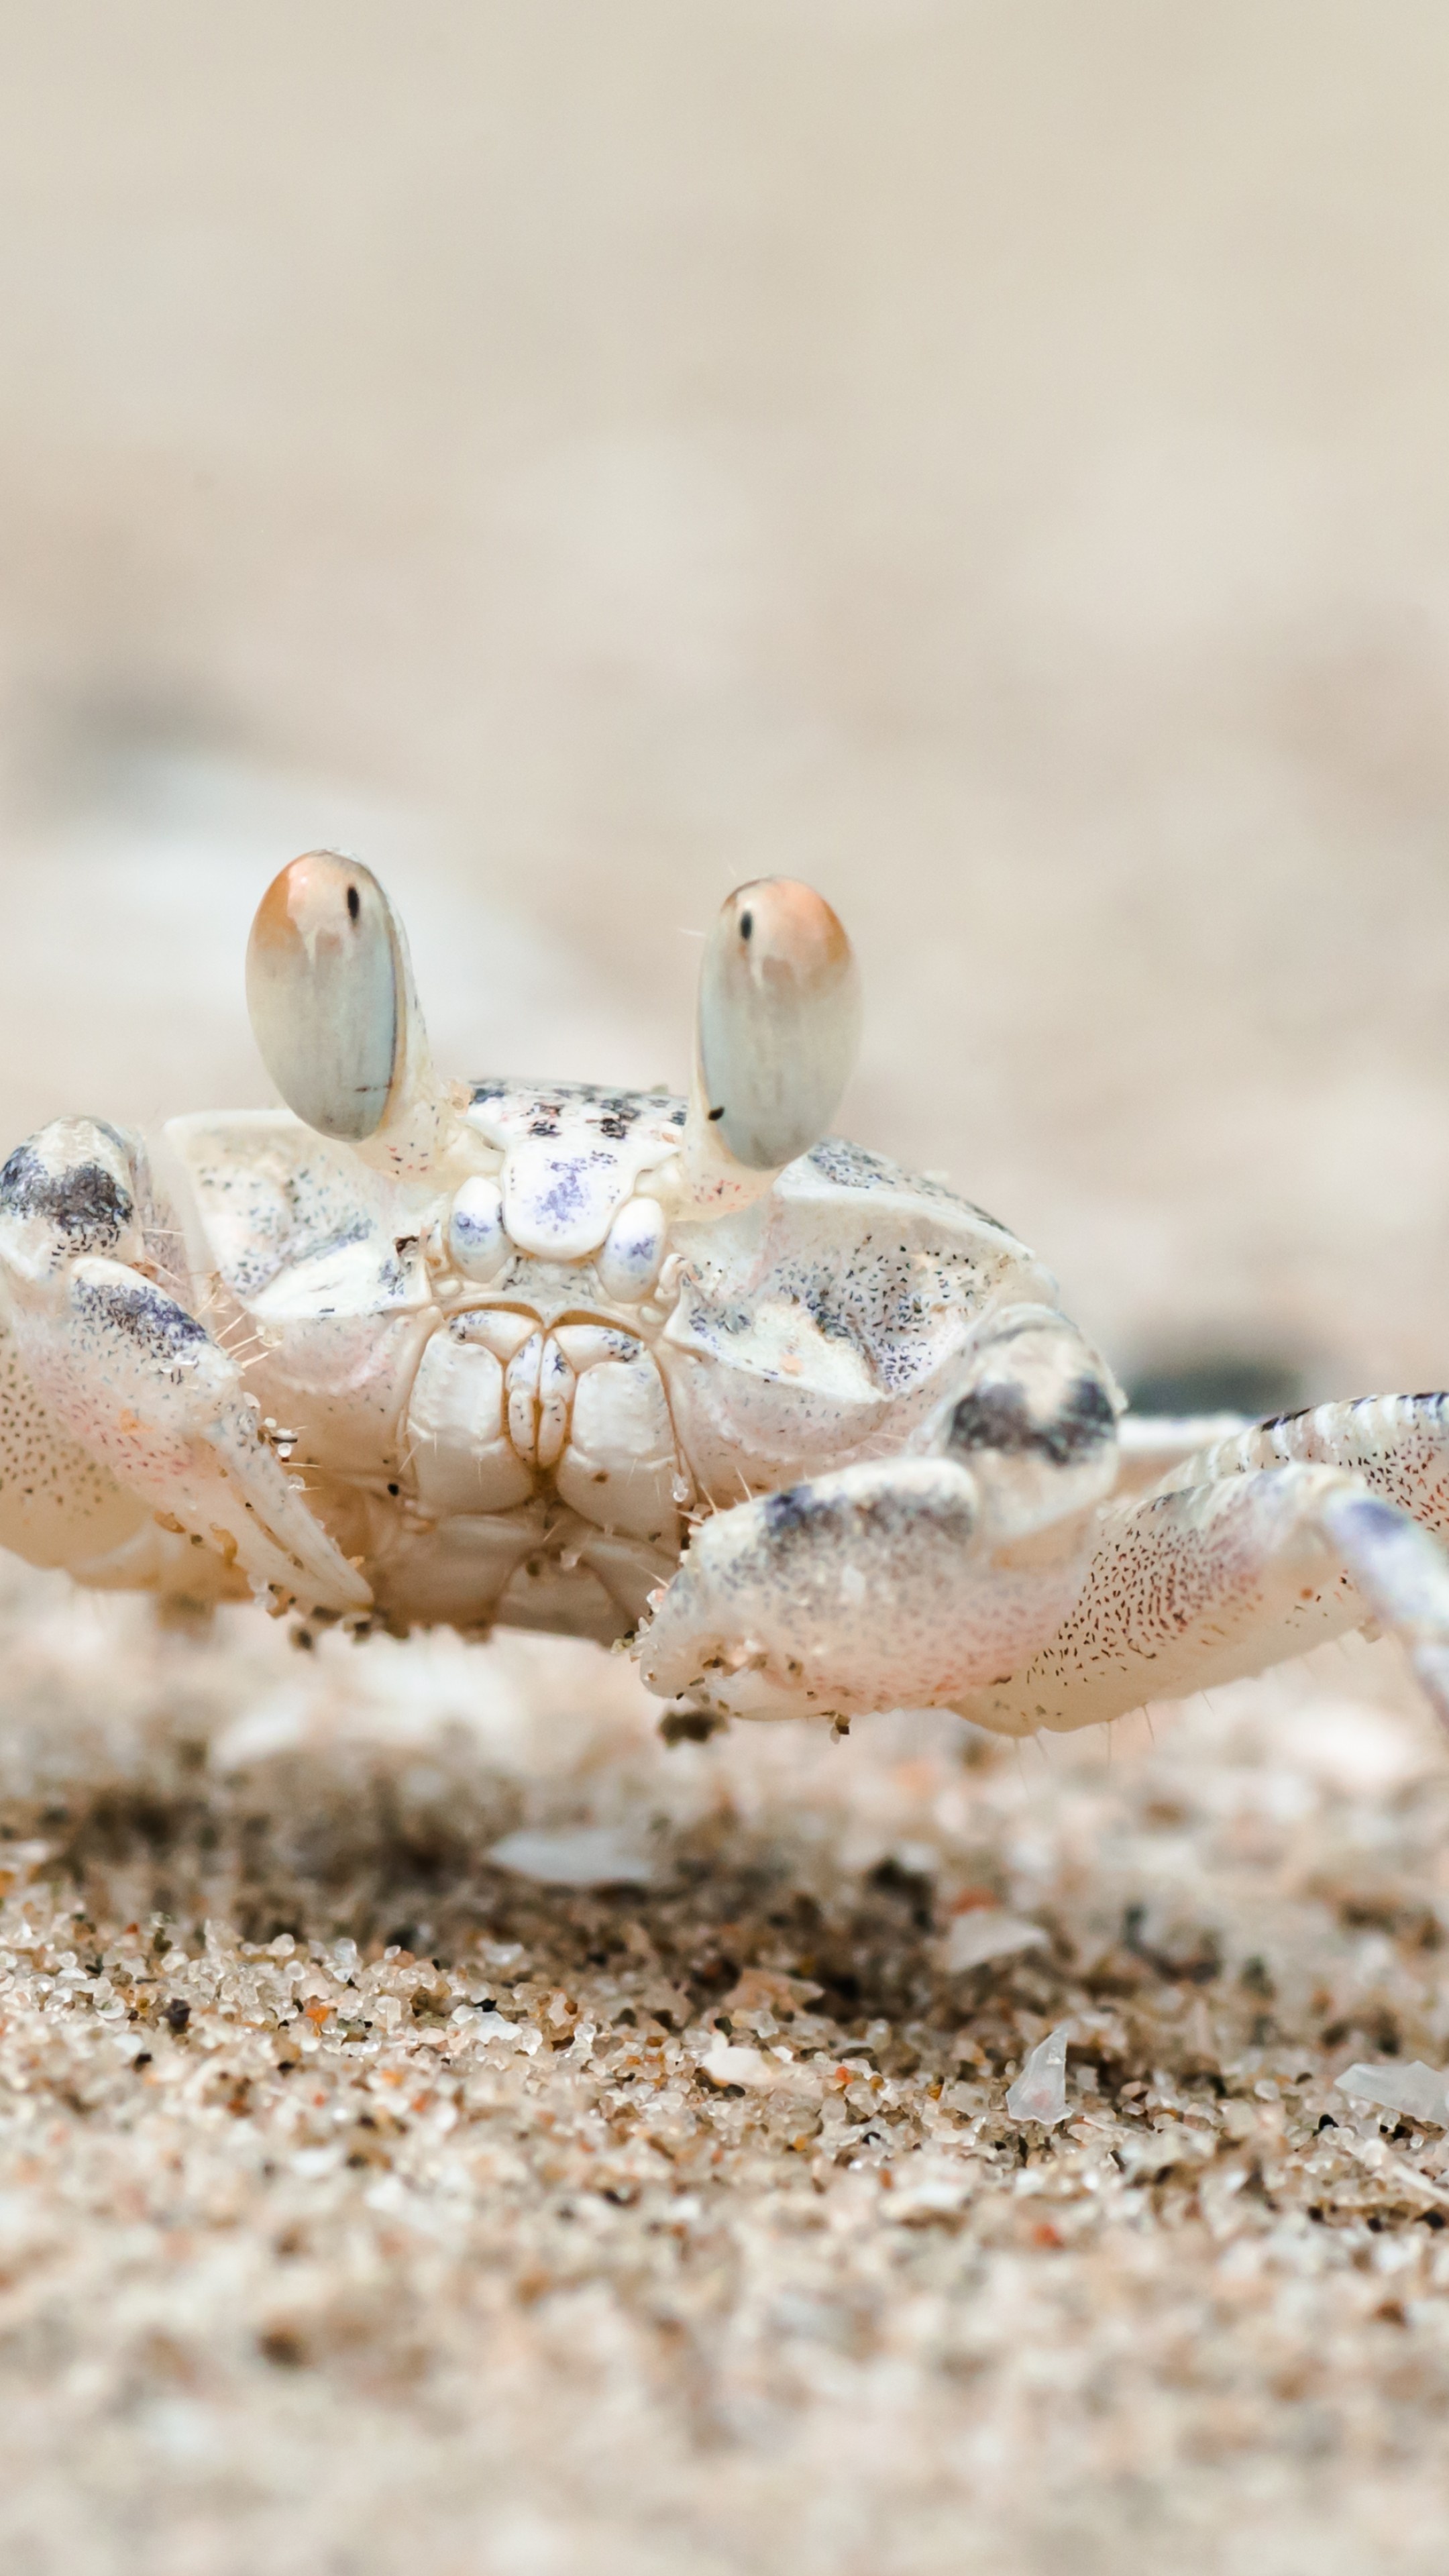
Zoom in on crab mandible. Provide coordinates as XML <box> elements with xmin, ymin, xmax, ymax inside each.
<box><xmin>2</xmin><ymin>852</ymin><xmax>1449</xmax><ymax>1746</ymax></box>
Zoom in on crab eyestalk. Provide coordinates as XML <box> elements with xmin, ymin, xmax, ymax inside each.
<box><xmin>246</xmin><ymin>853</ymin><xmax>454</xmax><ymax>1175</ymax></box>
<box><xmin>682</xmin><ymin>878</ymin><xmax>862</xmax><ymax>1214</ymax></box>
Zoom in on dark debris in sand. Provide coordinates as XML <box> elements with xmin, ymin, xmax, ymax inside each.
<box><xmin>1</xmin><ymin>1563</ymin><xmax>1448</xmax><ymax>2574</ymax></box>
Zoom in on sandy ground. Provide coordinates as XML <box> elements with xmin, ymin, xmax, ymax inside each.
<box><xmin>4</xmin><ymin>7</ymin><xmax>1449</xmax><ymax>2568</ymax></box>
<box><xmin>3</xmin><ymin>1570</ymin><xmax>1449</xmax><ymax>2576</ymax></box>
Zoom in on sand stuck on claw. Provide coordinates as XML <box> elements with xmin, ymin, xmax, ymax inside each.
<box><xmin>1</xmin><ymin>1560</ymin><xmax>1449</xmax><ymax>2576</ymax></box>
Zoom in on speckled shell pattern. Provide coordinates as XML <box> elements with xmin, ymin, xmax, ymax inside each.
<box><xmin>9</xmin><ymin>1079</ymin><xmax>1449</xmax><ymax>1745</ymax></box>
<box><xmin>140</xmin><ymin>1086</ymin><xmax>1055</xmax><ymax>1650</ymax></box>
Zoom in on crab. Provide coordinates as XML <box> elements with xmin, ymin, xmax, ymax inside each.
<box><xmin>2</xmin><ymin>850</ymin><xmax>1449</xmax><ymax>1750</ymax></box>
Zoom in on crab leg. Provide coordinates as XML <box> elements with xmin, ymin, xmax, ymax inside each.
<box><xmin>0</xmin><ymin>1120</ymin><xmax>370</xmax><ymax>1613</ymax></box>
<box><xmin>1136</xmin><ymin>1389</ymin><xmax>1449</xmax><ymax>1522</ymax></box>
<box><xmin>955</xmin><ymin>1460</ymin><xmax>1449</xmax><ymax>1739</ymax></box>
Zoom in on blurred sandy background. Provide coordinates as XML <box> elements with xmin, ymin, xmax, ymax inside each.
<box><xmin>6</xmin><ymin>13</ymin><xmax>1449</xmax><ymax>2576</ymax></box>
<box><xmin>5</xmin><ymin>1</ymin><xmax>1449</xmax><ymax>1399</ymax></box>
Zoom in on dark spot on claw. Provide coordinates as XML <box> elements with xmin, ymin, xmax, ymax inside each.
<box><xmin>763</xmin><ymin>1485</ymin><xmax>829</xmax><ymax>1545</ymax></box>
<box><xmin>739</xmin><ymin>910</ymin><xmax>753</xmax><ymax>941</ymax></box>
<box><xmin>707</xmin><ymin>1106</ymin><xmax>726</xmax><ymax>1122</ymax></box>
<box><xmin>763</xmin><ymin>1477</ymin><xmax>973</xmax><ymax>1554</ymax></box>
<box><xmin>76</xmin><ymin>1277</ymin><xmax>208</xmax><ymax>1365</ymax></box>
<box><xmin>345</xmin><ymin>883</ymin><xmax>360</xmax><ymax>921</ymax></box>
<box><xmin>947</xmin><ymin>1373</ymin><xmax>1114</xmax><ymax>1467</ymax></box>
<box><xmin>0</xmin><ymin>1144</ymin><xmax>133</xmax><ymax>1253</ymax></box>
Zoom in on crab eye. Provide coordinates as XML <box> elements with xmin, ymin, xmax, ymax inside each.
<box><xmin>696</xmin><ymin>879</ymin><xmax>861</xmax><ymax>1170</ymax></box>
<box><xmin>246</xmin><ymin>854</ymin><xmax>407</xmax><ymax>1140</ymax></box>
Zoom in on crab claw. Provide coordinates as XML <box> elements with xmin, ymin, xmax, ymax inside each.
<box><xmin>246</xmin><ymin>854</ymin><xmax>454</xmax><ymax>1177</ymax></box>
<box><xmin>682</xmin><ymin>879</ymin><xmax>862</xmax><ymax>1214</ymax></box>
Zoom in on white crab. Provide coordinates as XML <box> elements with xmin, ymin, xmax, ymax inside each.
<box><xmin>2</xmin><ymin>851</ymin><xmax>1449</xmax><ymax>1748</ymax></box>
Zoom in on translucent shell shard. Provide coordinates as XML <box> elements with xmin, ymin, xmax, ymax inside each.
<box><xmin>246</xmin><ymin>853</ymin><xmax>407</xmax><ymax>1143</ymax></box>
<box><xmin>696</xmin><ymin>879</ymin><xmax>861</xmax><ymax>1171</ymax></box>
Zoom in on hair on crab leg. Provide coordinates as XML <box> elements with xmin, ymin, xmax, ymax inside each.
<box><xmin>209</xmin><ymin>1307</ymin><xmax>266</xmax><ymax>1356</ymax></box>
<box><xmin>1008</xmin><ymin>1731</ymin><xmax>1041</xmax><ymax>1792</ymax></box>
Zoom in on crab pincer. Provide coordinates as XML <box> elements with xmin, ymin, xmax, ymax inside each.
<box><xmin>1</xmin><ymin>855</ymin><xmax>1448</xmax><ymax>1762</ymax></box>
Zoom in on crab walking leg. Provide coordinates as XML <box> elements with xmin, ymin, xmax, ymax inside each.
<box><xmin>1143</xmin><ymin>1390</ymin><xmax>1449</xmax><ymax>1524</ymax></box>
<box><xmin>1109</xmin><ymin>1388</ymin><xmax>1449</xmax><ymax>1501</ymax></box>
<box><xmin>0</xmin><ymin>1121</ymin><xmax>369</xmax><ymax>1611</ymax></box>
<box><xmin>955</xmin><ymin>1463</ymin><xmax>1449</xmax><ymax>1741</ymax></box>
<box><xmin>1114</xmin><ymin>1411</ymin><xmax>1254</xmax><ymax>1495</ymax></box>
